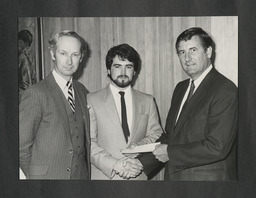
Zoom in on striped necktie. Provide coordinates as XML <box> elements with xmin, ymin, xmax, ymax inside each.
<box><xmin>66</xmin><ymin>81</ymin><xmax>75</xmax><ymax>113</ymax></box>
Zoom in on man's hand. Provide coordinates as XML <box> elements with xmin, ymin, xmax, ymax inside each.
<box><xmin>113</xmin><ymin>158</ymin><xmax>143</xmax><ymax>179</ymax></box>
<box><xmin>152</xmin><ymin>144</ymin><xmax>169</xmax><ymax>162</ymax></box>
<box><xmin>122</xmin><ymin>143</ymin><xmax>139</xmax><ymax>158</ymax></box>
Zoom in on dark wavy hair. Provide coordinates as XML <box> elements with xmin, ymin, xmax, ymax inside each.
<box><xmin>105</xmin><ymin>43</ymin><xmax>141</xmax><ymax>73</ymax></box>
<box><xmin>176</xmin><ymin>27</ymin><xmax>215</xmax><ymax>51</ymax></box>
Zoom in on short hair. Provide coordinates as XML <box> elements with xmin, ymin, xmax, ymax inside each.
<box><xmin>175</xmin><ymin>27</ymin><xmax>215</xmax><ymax>53</ymax></box>
<box><xmin>18</xmin><ymin>30</ymin><xmax>33</xmax><ymax>47</ymax></box>
<box><xmin>105</xmin><ymin>43</ymin><xmax>140</xmax><ymax>72</ymax></box>
<box><xmin>48</xmin><ymin>30</ymin><xmax>87</xmax><ymax>55</ymax></box>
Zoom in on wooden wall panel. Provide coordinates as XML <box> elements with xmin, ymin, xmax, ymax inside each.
<box><xmin>40</xmin><ymin>17</ymin><xmax>238</xmax><ymax>180</ymax></box>
<box><xmin>211</xmin><ymin>17</ymin><xmax>238</xmax><ymax>86</ymax></box>
<box><xmin>76</xmin><ymin>18</ymin><xmax>102</xmax><ymax>92</ymax></box>
<box><xmin>99</xmin><ymin>18</ymin><xmax>114</xmax><ymax>89</ymax></box>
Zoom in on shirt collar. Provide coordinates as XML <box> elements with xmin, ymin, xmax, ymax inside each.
<box><xmin>109</xmin><ymin>82</ymin><xmax>132</xmax><ymax>96</ymax></box>
<box><xmin>191</xmin><ymin>64</ymin><xmax>213</xmax><ymax>88</ymax></box>
<box><xmin>52</xmin><ymin>69</ymin><xmax>73</xmax><ymax>91</ymax></box>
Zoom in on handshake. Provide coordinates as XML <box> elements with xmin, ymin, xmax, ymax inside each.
<box><xmin>113</xmin><ymin>157</ymin><xmax>143</xmax><ymax>179</ymax></box>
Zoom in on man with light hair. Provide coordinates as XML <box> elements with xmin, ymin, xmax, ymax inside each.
<box><xmin>19</xmin><ymin>30</ymin><xmax>91</xmax><ymax>180</ymax></box>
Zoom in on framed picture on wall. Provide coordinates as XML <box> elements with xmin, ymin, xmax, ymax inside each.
<box><xmin>18</xmin><ymin>17</ymin><xmax>42</xmax><ymax>101</ymax></box>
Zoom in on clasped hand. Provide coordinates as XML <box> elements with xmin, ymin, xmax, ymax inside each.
<box><xmin>113</xmin><ymin>157</ymin><xmax>143</xmax><ymax>179</ymax></box>
<box><xmin>152</xmin><ymin>143</ymin><xmax>169</xmax><ymax>163</ymax></box>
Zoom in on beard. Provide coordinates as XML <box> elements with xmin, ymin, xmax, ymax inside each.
<box><xmin>110</xmin><ymin>75</ymin><xmax>133</xmax><ymax>88</ymax></box>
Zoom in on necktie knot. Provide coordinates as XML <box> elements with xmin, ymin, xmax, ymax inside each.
<box><xmin>119</xmin><ymin>91</ymin><xmax>125</xmax><ymax>97</ymax></box>
<box><xmin>67</xmin><ymin>81</ymin><xmax>73</xmax><ymax>90</ymax></box>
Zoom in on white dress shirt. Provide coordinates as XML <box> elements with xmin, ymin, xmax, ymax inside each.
<box><xmin>109</xmin><ymin>83</ymin><xmax>133</xmax><ymax>137</ymax></box>
<box><xmin>176</xmin><ymin>65</ymin><xmax>213</xmax><ymax>123</ymax></box>
<box><xmin>52</xmin><ymin>69</ymin><xmax>75</xmax><ymax>101</ymax></box>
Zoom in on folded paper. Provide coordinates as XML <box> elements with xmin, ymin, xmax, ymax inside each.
<box><xmin>121</xmin><ymin>142</ymin><xmax>160</xmax><ymax>154</ymax></box>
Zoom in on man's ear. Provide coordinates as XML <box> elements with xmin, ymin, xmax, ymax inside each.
<box><xmin>133</xmin><ymin>71</ymin><xmax>136</xmax><ymax>76</ymax></box>
<box><xmin>206</xmin><ymin>46</ymin><xmax>212</xmax><ymax>59</ymax></box>
<box><xmin>107</xmin><ymin>69</ymin><xmax>110</xmax><ymax>75</ymax></box>
<box><xmin>50</xmin><ymin>50</ymin><xmax>55</xmax><ymax>60</ymax></box>
<box><xmin>79</xmin><ymin>54</ymin><xmax>84</xmax><ymax>63</ymax></box>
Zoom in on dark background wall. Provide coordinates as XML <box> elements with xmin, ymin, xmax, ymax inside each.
<box><xmin>1</xmin><ymin>0</ymin><xmax>255</xmax><ymax>197</ymax></box>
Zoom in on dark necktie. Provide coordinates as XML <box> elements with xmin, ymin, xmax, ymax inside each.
<box><xmin>119</xmin><ymin>91</ymin><xmax>130</xmax><ymax>142</ymax></box>
<box><xmin>176</xmin><ymin>80</ymin><xmax>195</xmax><ymax>126</ymax></box>
<box><xmin>66</xmin><ymin>81</ymin><xmax>75</xmax><ymax>113</ymax></box>
<box><xmin>186</xmin><ymin>80</ymin><xmax>195</xmax><ymax>103</ymax></box>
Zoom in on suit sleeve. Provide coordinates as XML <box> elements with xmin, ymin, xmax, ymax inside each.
<box><xmin>167</xmin><ymin>82</ymin><xmax>238</xmax><ymax>173</ymax></box>
<box><xmin>87</xmin><ymin>95</ymin><xmax>117</xmax><ymax>179</ymax></box>
<box><xmin>136</xmin><ymin>96</ymin><xmax>166</xmax><ymax>177</ymax></box>
<box><xmin>134</xmin><ymin>96</ymin><xmax>164</xmax><ymax>146</ymax></box>
<box><xmin>19</xmin><ymin>88</ymin><xmax>42</xmax><ymax>176</ymax></box>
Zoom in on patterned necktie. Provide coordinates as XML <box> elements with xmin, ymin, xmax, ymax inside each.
<box><xmin>66</xmin><ymin>81</ymin><xmax>75</xmax><ymax>113</ymax></box>
<box><xmin>119</xmin><ymin>91</ymin><xmax>130</xmax><ymax>143</ymax></box>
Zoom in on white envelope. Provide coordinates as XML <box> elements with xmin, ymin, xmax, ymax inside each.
<box><xmin>121</xmin><ymin>142</ymin><xmax>160</xmax><ymax>154</ymax></box>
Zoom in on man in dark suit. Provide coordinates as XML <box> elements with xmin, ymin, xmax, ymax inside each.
<box><xmin>19</xmin><ymin>30</ymin><xmax>91</xmax><ymax>179</ymax></box>
<box><xmin>138</xmin><ymin>27</ymin><xmax>238</xmax><ymax>181</ymax></box>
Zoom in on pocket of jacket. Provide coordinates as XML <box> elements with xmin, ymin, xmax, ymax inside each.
<box><xmin>29</xmin><ymin>164</ymin><xmax>49</xmax><ymax>176</ymax></box>
<box><xmin>194</xmin><ymin>168</ymin><xmax>225</xmax><ymax>181</ymax></box>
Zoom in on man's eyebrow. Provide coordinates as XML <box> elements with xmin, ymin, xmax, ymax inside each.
<box><xmin>177</xmin><ymin>49</ymin><xmax>184</xmax><ymax>53</ymax></box>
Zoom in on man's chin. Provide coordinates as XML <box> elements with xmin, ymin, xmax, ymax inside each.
<box><xmin>113</xmin><ymin>80</ymin><xmax>132</xmax><ymax>88</ymax></box>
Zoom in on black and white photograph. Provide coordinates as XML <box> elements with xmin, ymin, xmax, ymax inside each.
<box><xmin>1</xmin><ymin>0</ymin><xmax>256</xmax><ymax>197</ymax></box>
<box><xmin>18</xmin><ymin>17</ymin><xmax>238</xmax><ymax>181</ymax></box>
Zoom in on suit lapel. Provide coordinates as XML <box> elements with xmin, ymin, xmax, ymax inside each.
<box><xmin>46</xmin><ymin>73</ymin><xmax>73</xmax><ymax>145</ymax></box>
<box><xmin>127</xmin><ymin>89</ymin><xmax>143</xmax><ymax>146</ymax></box>
<box><xmin>172</xmin><ymin>68</ymin><xmax>217</xmax><ymax>140</ymax></box>
<box><xmin>165</xmin><ymin>80</ymin><xmax>189</xmax><ymax>140</ymax></box>
<box><xmin>104</xmin><ymin>86</ymin><xmax>124</xmax><ymax>135</ymax></box>
<box><xmin>73</xmin><ymin>81</ymin><xmax>90</xmax><ymax>145</ymax></box>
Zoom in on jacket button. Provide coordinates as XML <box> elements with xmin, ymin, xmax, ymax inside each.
<box><xmin>67</xmin><ymin>167</ymin><xmax>71</xmax><ymax>172</ymax></box>
<box><xmin>69</xmin><ymin>150</ymin><xmax>73</xmax><ymax>154</ymax></box>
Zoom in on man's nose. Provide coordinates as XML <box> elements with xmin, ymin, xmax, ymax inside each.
<box><xmin>121</xmin><ymin>66</ymin><xmax>126</xmax><ymax>75</ymax></box>
<box><xmin>185</xmin><ymin>52</ymin><xmax>191</xmax><ymax>61</ymax></box>
<box><xmin>67</xmin><ymin>55</ymin><xmax>72</xmax><ymax>65</ymax></box>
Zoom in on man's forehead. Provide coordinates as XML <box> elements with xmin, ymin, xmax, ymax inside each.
<box><xmin>58</xmin><ymin>36</ymin><xmax>80</xmax><ymax>45</ymax></box>
<box><xmin>56</xmin><ymin>36</ymin><xmax>81</xmax><ymax>51</ymax></box>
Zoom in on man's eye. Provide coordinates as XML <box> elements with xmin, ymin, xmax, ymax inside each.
<box><xmin>178</xmin><ymin>51</ymin><xmax>185</xmax><ymax>56</ymax></box>
<box><xmin>191</xmin><ymin>48</ymin><xmax>197</xmax><ymax>52</ymax></box>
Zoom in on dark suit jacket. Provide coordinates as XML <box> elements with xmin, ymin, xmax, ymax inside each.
<box><xmin>19</xmin><ymin>72</ymin><xmax>91</xmax><ymax>179</ymax></box>
<box><xmin>139</xmin><ymin>68</ymin><xmax>238</xmax><ymax>181</ymax></box>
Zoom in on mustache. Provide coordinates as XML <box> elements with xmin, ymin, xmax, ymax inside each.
<box><xmin>117</xmin><ymin>75</ymin><xmax>129</xmax><ymax>78</ymax></box>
